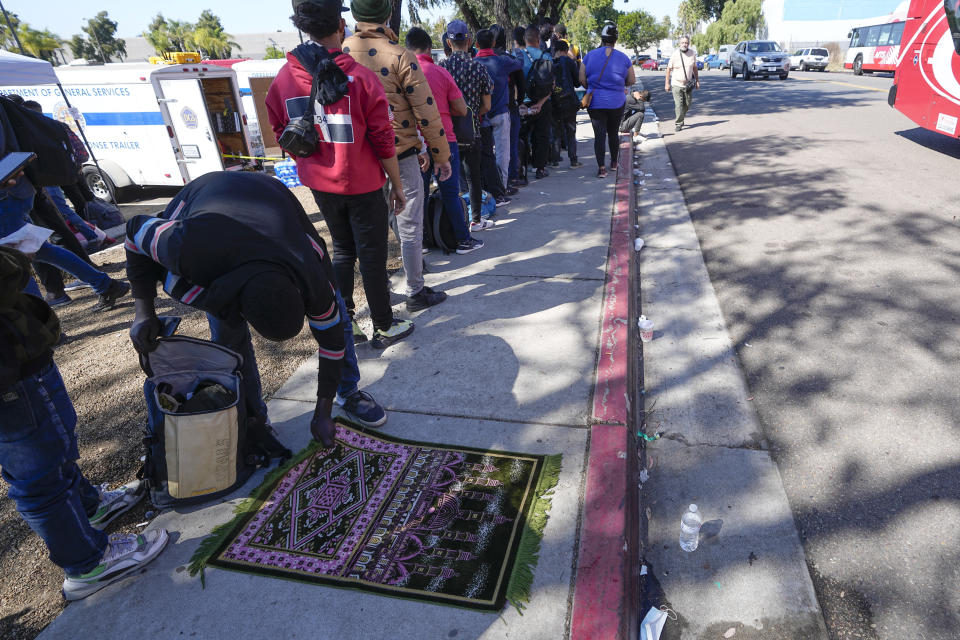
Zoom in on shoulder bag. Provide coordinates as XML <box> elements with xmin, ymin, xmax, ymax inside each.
<box><xmin>581</xmin><ymin>48</ymin><xmax>612</xmax><ymax>109</ymax></box>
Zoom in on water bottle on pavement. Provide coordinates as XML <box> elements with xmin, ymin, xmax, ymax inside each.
<box><xmin>679</xmin><ymin>504</ymin><xmax>703</xmax><ymax>552</ymax></box>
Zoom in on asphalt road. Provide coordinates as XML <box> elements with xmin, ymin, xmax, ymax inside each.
<box><xmin>639</xmin><ymin>68</ymin><xmax>960</xmax><ymax>639</ymax></box>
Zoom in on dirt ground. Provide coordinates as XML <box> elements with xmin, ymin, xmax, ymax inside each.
<box><xmin>0</xmin><ymin>186</ymin><xmax>400</xmax><ymax>639</ymax></box>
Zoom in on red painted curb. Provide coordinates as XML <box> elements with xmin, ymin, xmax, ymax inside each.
<box><xmin>572</xmin><ymin>136</ymin><xmax>635</xmax><ymax>640</ymax></box>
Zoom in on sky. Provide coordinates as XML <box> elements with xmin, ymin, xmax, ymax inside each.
<box><xmin>10</xmin><ymin>0</ymin><xmax>683</xmax><ymax>39</ymax></box>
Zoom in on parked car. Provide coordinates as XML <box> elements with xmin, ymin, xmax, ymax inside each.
<box><xmin>729</xmin><ymin>40</ymin><xmax>790</xmax><ymax>80</ymax></box>
<box><xmin>716</xmin><ymin>44</ymin><xmax>735</xmax><ymax>69</ymax></box>
<box><xmin>640</xmin><ymin>58</ymin><xmax>667</xmax><ymax>71</ymax></box>
<box><xmin>696</xmin><ymin>59</ymin><xmax>704</xmax><ymax>70</ymax></box>
<box><xmin>789</xmin><ymin>47</ymin><xmax>829</xmax><ymax>71</ymax></box>
<box><xmin>703</xmin><ymin>54</ymin><xmax>723</xmax><ymax>70</ymax></box>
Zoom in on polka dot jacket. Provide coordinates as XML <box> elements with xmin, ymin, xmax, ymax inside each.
<box><xmin>344</xmin><ymin>23</ymin><xmax>451</xmax><ymax>164</ymax></box>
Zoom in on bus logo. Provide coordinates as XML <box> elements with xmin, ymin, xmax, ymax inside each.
<box><xmin>180</xmin><ymin>106</ymin><xmax>199</xmax><ymax>129</ymax></box>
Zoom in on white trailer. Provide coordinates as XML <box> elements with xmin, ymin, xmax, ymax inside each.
<box><xmin>1</xmin><ymin>62</ymin><xmax>253</xmax><ymax>200</ymax></box>
<box><xmin>232</xmin><ymin>58</ymin><xmax>286</xmax><ymax>160</ymax></box>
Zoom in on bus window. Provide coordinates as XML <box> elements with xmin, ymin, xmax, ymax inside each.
<box><xmin>878</xmin><ymin>24</ymin><xmax>893</xmax><ymax>46</ymax></box>
<box><xmin>890</xmin><ymin>21</ymin><xmax>905</xmax><ymax>45</ymax></box>
<box><xmin>864</xmin><ymin>25</ymin><xmax>880</xmax><ymax>47</ymax></box>
<box><xmin>850</xmin><ymin>28</ymin><xmax>861</xmax><ymax>47</ymax></box>
<box><xmin>946</xmin><ymin>0</ymin><xmax>960</xmax><ymax>54</ymax></box>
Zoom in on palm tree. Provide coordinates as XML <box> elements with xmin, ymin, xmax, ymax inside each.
<box><xmin>167</xmin><ymin>20</ymin><xmax>193</xmax><ymax>52</ymax></box>
<box><xmin>190</xmin><ymin>26</ymin><xmax>240</xmax><ymax>59</ymax></box>
<box><xmin>19</xmin><ymin>24</ymin><xmax>64</xmax><ymax>63</ymax></box>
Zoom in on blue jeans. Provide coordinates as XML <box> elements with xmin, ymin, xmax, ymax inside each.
<box><xmin>0</xmin><ymin>362</ymin><xmax>107</xmax><ymax>574</ymax></box>
<box><xmin>45</xmin><ymin>187</ymin><xmax>98</xmax><ymax>243</ymax></box>
<box><xmin>34</xmin><ymin>242</ymin><xmax>111</xmax><ymax>294</ymax></box>
<box><xmin>206</xmin><ymin>290</ymin><xmax>360</xmax><ymax>420</ymax></box>
<box><xmin>508</xmin><ymin>107</ymin><xmax>521</xmax><ymax>181</ymax></box>
<box><xmin>422</xmin><ymin>141</ymin><xmax>471</xmax><ymax>243</ymax></box>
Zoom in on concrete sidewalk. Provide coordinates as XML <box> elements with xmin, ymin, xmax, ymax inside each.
<box><xmin>39</xmin><ymin>118</ymin><xmax>626</xmax><ymax>640</ymax></box>
<box><xmin>634</xmin><ymin>104</ymin><xmax>829</xmax><ymax>637</ymax></box>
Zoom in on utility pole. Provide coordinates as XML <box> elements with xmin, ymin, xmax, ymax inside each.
<box><xmin>0</xmin><ymin>0</ymin><xmax>25</xmax><ymax>55</ymax></box>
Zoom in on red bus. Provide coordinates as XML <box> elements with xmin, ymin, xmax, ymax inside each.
<box><xmin>888</xmin><ymin>0</ymin><xmax>960</xmax><ymax>137</ymax></box>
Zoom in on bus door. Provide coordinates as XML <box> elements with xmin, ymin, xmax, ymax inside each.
<box><xmin>157</xmin><ymin>78</ymin><xmax>225</xmax><ymax>181</ymax></box>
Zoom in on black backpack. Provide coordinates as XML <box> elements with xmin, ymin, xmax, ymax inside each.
<box><xmin>0</xmin><ymin>96</ymin><xmax>78</xmax><ymax>187</ymax></box>
<box><xmin>423</xmin><ymin>189</ymin><xmax>461</xmax><ymax>254</ymax></box>
<box><xmin>526</xmin><ymin>54</ymin><xmax>554</xmax><ymax>102</ymax></box>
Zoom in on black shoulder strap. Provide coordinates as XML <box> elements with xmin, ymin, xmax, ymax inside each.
<box><xmin>290</xmin><ymin>48</ymin><xmax>320</xmax><ymax>120</ymax></box>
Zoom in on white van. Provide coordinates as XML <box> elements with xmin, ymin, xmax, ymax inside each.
<box><xmin>1</xmin><ymin>62</ymin><xmax>252</xmax><ymax>200</ymax></box>
<box><xmin>717</xmin><ymin>44</ymin><xmax>735</xmax><ymax>69</ymax></box>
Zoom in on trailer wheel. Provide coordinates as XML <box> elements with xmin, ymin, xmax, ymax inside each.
<box><xmin>82</xmin><ymin>165</ymin><xmax>116</xmax><ymax>203</ymax></box>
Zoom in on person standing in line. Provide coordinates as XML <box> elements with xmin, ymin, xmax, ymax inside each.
<box><xmin>267</xmin><ymin>0</ymin><xmax>414</xmax><ymax>349</ymax></box>
<box><xmin>551</xmin><ymin>39</ymin><xmax>582</xmax><ymax>168</ymax></box>
<box><xmin>518</xmin><ymin>25</ymin><xmax>554</xmax><ymax>180</ymax></box>
<box><xmin>665</xmin><ymin>35</ymin><xmax>699</xmax><ymax>132</ymax></box>
<box><xmin>579</xmin><ymin>22</ymin><xmax>635</xmax><ymax>178</ymax></box>
<box><xmin>474</xmin><ymin>27</ymin><xmax>521</xmax><ymax>199</ymax></box>
<box><xmin>404</xmin><ymin>27</ymin><xmax>484</xmax><ymax>254</ymax></box>
<box><xmin>508</xmin><ymin>26</ymin><xmax>529</xmax><ymax>187</ymax></box>
<box><xmin>440</xmin><ymin>20</ymin><xmax>496</xmax><ymax>233</ymax></box>
<box><xmin>343</xmin><ymin>0</ymin><xmax>452</xmax><ymax>312</ymax></box>
<box><xmin>1</xmin><ymin>245</ymin><xmax>167</xmax><ymax>602</ymax></box>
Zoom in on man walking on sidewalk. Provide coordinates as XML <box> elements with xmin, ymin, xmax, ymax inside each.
<box><xmin>343</xmin><ymin>0</ymin><xmax>452</xmax><ymax>312</ymax></box>
<box><xmin>1</xmin><ymin>246</ymin><xmax>167</xmax><ymax>602</ymax></box>
<box><xmin>665</xmin><ymin>35</ymin><xmax>699</xmax><ymax>132</ymax></box>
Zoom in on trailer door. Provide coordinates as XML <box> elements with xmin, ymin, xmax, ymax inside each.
<box><xmin>157</xmin><ymin>78</ymin><xmax>224</xmax><ymax>181</ymax></box>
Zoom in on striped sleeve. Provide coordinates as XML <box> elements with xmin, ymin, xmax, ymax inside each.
<box><xmin>303</xmin><ymin>231</ymin><xmax>346</xmax><ymax>398</ymax></box>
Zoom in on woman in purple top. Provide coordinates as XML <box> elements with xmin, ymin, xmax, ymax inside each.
<box><xmin>580</xmin><ymin>22</ymin><xmax>636</xmax><ymax>178</ymax></box>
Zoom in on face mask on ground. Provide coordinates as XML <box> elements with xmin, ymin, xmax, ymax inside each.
<box><xmin>640</xmin><ymin>605</ymin><xmax>677</xmax><ymax>640</ymax></box>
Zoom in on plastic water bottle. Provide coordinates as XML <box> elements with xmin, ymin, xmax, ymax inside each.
<box><xmin>679</xmin><ymin>504</ymin><xmax>703</xmax><ymax>552</ymax></box>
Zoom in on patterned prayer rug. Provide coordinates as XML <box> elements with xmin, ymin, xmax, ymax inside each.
<box><xmin>190</xmin><ymin>424</ymin><xmax>561</xmax><ymax>611</ymax></box>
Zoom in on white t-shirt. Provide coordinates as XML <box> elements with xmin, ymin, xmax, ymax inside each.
<box><xmin>668</xmin><ymin>49</ymin><xmax>697</xmax><ymax>88</ymax></box>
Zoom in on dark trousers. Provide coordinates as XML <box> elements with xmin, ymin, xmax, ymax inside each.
<box><xmin>588</xmin><ymin>105</ymin><xmax>625</xmax><ymax>168</ymax></box>
<box><xmin>528</xmin><ymin>103</ymin><xmax>552</xmax><ymax>170</ymax></box>
<box><xmin>508</xmin><ymin>107</ymin><xmax>521</xmax><ymax>181</ymax></box>
<box><xmin>552</xmin><ymin>96</ymin><xmax>579</xmax><ymax>163</ymax></box>
<box><xmin>459</xmin><ymin>142</ymin><xmax>484</xmax><ymax>223</ymax></box>
<box><xmin>61</xmin><ymin>179</ymin><xmax>94</xmax><ymax>221</ymax></box>
<box><xmin>312</xmin><ymin>189</ymin><xmax>393</xmax><ymax>332</ymax></box>
<box><xmin>479</xmin><ymin>125</ymin><xmax>505</xmax><ymax>197</ymax></box>
<box><xmin>620</xmin><ymin>109</ymin><xmax>645</xmax><ymax>134</ymax></box>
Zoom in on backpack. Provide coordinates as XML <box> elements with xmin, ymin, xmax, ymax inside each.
<box><xmin>423</xmin><ymin>189</ymin><xmax>460</xmax><ymax>254</ymax></box>
<box><xmin>526</xmin><ymin>53</ymin><xmax>554</xmax><ymax>102</ymax></box>
<box><xmin>0</xmin><ymin>96</ymin><xmax>78</xmax><ymax>186</ymax></box>
<box><xmin>139</xmin><ymin>335</ymin><xmax>290</xmax><ymax>508</ymax></box>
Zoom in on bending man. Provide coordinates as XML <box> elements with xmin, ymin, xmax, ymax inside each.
<box><xmin>125</xmin><ymin>171</ymin><xmax>386</xmax><ymax>447</ymax></box>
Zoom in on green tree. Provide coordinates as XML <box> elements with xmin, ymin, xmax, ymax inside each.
<box><xmin>143</xmin><ymin>13</ymin><xmax>173</xmax><ymax>55</ymax></box>
<box><xmin>675</xmin><ymin>0</ymin><xmax>708</xmax><ymax>38</ymax></box>
<box><xmin>566</xmin><ymin>4</ymin><xmax>598</xmax><ymax>52</ymax></box>
<box><xmin>191</xmin><ymin>10</ymin><xmax>239</xmax><ymax>59</ymax></box>
<box><xmin>701</xmin><ymin>0</ymin><xmax>763</xmax><ymax>49</ymax></box>
<box><xmin>75</xmin><ymin>11</ymin><xmax>126</xmax><ymax>63</ymax></box>
<box><xmin>618</xmin><ymin>10</ymin><xmax>668</xmax><ymax>57</ymax></box>
<box><xmin>583</xmin><ymin>0</ymin><xmax>618</xmax><ymax>28</ymax></box>
<box><xmin>19</xmin><ymin>25</ymin><xmax>64</xmax><ymax>63</ymax></box>
<box><xmin>264</xmin><ymin>45</ymin><xmax>285</xmax><ymax>59</ymax></box>
<box><xmin>167</xmin><ymin>20</ymin><xmax>194</xmax><ymax>52</ymax></box>
<box><xmin>0</xmin><ymin>11</ymin><xmax>22</xmax><ymax>51</ymax></box>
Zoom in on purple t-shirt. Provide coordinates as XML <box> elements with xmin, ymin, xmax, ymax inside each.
<box><xmin>583</xmin><ymin>47</ymin><xmax>631</xmax><ymax>109</ymax></box>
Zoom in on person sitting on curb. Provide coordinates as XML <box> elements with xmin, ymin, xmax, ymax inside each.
<box><xmin>620</xmin><ymin>89</ymin><xmax>651</xmax><ymax>140</ymax></box>
<box><xmin>125</xmin><ymin>171</ymin><xmax>388</xmax><ymax>436</ymax></box>
<box><xmin>343</xmin><ymin>0</ymin><xmax>452</xmax><ymax>313</ymax></box>
<box><xmin>0</xmin><ymin>245</ymin><xmax>166</xmax><ymax>601</ymax></box>
<box><xmin>267</xmin><ymin>0</ymin><xmax>414</xmax><ymax>349</ymax></box>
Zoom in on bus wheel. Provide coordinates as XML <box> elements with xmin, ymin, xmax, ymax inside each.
<box><xmin>82</xmin><ymin>165</ymin><xmax>116</xmax><ymax>203</ymax></box>
<box><xmin>853</xmin><ymin>55</ymin><xmax>863</xmax><ymax>75</ymax></box>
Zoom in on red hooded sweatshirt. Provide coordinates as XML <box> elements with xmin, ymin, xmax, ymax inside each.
<box><xmin>266</xmin><ymin>47</ymin><xmax>395</xmax><ymax>195</ymax></box>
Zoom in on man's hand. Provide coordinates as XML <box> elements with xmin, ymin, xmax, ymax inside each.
<box><xmin>695</xmin><ymin>80</ymin><xmax>700</xmax><ymax>90</ymax></box>
<box><xmin>130</xmin><ymin>316</ymin><xmax>162</xmax><ymax>354</ymax></box>
<box><xmin>418</xmin><ymin>152</ymin><xmax>430</xmax><ymax>173</ymax></box>
<box><xmin>5</xmin><ymin>170</ymin><xmax>23</xmax><ymax>188</ymax></box>
<box><xmin>435</xmin><ymin>160</ymin><xmax>452</xmax><ymax>182</ymax></box>
<box><xmin>310</xmin><ymin>398</ymin><xmax>337</xmax><ymax>448</ymax></box>
<box><xmin>664</xmin><ymin>82</ymin><xmax>670</xmax><ymax>92</ymax></box>
<box><xmin>388</xmin><ymin>183</ymin><xmax>407</xmax><ymax>213</ymax></box>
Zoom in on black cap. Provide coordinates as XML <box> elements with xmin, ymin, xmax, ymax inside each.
<box><xmin>292</xmin><ymin>0</ymin><xmax>348</xmax><ymax>15</ymax></box>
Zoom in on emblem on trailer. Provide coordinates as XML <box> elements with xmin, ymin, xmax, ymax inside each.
<box><xmin>180</xmin><ymin>106</ymin><xmax>199</xmax><ymax>129</ymax></box>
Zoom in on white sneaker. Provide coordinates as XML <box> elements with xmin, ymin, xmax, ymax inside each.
<box><xmin>470</xmin><ymin>220</ymin><xmax>495</xmax><ymax>232</ymax></box>
<box><xmin>62</xmin><ymin>530</ymin><xmax>169</xmax><ymax>601</ymax></box>
<box><xmin>88</xmin><ymin>480</ymin><xmax>144</xmax><ymax>530</ymax></box>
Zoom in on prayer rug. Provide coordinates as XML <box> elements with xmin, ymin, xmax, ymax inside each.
<box><xmin>190</xmin><ymin>423</ymin><xmax>561</xmax><ymax>611</ymax></box>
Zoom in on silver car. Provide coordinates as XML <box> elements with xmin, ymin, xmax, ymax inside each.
<box><xmin>729</xmin><ymin>40</ymin><xmax>790</xmax><ymax>80</ymax></box>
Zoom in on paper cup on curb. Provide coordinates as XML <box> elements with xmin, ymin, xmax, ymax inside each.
<box><xmin>638</xmin><ymin>315</ymin><xmax>654</xmax><ymax>343</ymax></box>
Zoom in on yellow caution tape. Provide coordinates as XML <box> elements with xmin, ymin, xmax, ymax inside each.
<box><xmin>222</xmin><ymin>154</ymin><xmax>286</xmax><ymax>161</ymax></box>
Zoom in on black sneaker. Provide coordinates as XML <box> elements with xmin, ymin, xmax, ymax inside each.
<box><xmin>370</xmin><ymin>318</ymin><xmax>414</xmax><ymax>349</ymax></box>
<box><xmin>456</xmin><ymin>237</ymin><xmax>484</xmax><ymax>254</ymax></box>
<box><xmin>44</xmin><ymin>292</ymin><xmax>72</xmax><ymax>307</ymax></box>
<box><xmin>549</xmin><ymin>160</ymin><xmax>560</xmax><ymax>167</ymax></box>
<box><xmin>535</xmin><ymin>168</ymin><xmax>549</xmax><ymax>179</ymax></box>
<box><xmin>406</xmin><ymin>286</ymin><xmax>447</xmax><ymax>312</ymax></box>
<box><xmin>506</xmin><ymin>186</ymin><xmax>519</xmax><ymax>196</ymax></box>
<box><xmin>514</xmin><ymin>176</ymin><xmax>528</xmax><ymax>187</ymax></box>
<box><xmin>94</xmin><ymin>280</ymin><xmax>130</xmax><ymax>311</ymax></box>
<box><xmin>570</xmin><ymin>160</ymin><xmax>583</xmax><ymax>168</ymax></box>
<box><xmin>334</xmin><ymin>389</ymin><xmax>387</xmax><ymax>428</ymax></box>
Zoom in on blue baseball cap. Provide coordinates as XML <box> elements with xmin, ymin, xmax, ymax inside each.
<box><xmin>445</xmin><ymin>19</ymin><xmax>470</xmax><ymax>42</ymax></box>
